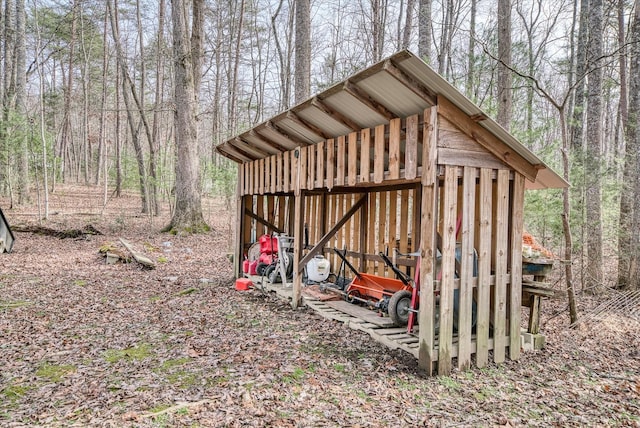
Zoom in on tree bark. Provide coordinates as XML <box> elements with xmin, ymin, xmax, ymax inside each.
<box><xmin>166</xmin><ymin>0</ymin><xmax>208</xmax><ymax>233</ymax></box>
<box><xmin>402</xmin><ymin>0</ymin><xmax>415</xmax><ymax>49</ymax></box>
<box><xmin>497</xmin><ymin>0</ymin><xmax>512</xmax><ymax>130</ymax></box>
<box><xmin>107</xmin><ymin>0</ymin><xmax>149</xmax><ymax>213</ymax></box>
<box><xmin>619</xmin><ymin>0</ymin><xmax>640</xmax><ymax>290</ymax></box>
<box><xmin>294</xmin><ymin>0</ymin><xmax>311</xmax><ymax>104</ymax></box>
<box><xmin>584</xmin><ymin>0</ymin><xmax>604</xmax><ymax>293</ymax></box>
<box><xmin>150</xmin><ymin>0</ymin><xmax>166</xmax><ymax>215</ymax></box>
<box><xmin>15</xmin><ymin>0</ymin><xmax>28</xmax><ymax>203</ymax></box>
<box><xmin>570</xmin><ymin>0</ymin><xmax>589</xmax><ymax>151</ymax></box>
<box><xmin>418</xmin><ymin>0</ymin><xmax>431</xmax><ymax>62</ymax></box>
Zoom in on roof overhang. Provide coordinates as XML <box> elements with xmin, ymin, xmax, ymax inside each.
<box><xmin>217</xmin><ymin>50</ymin><xmax>568</xmax><ymax>190</ymax></box>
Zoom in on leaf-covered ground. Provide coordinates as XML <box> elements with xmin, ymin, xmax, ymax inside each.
<box><xmin>1</xmin><ymin>186</ymin><xmax>638</xmax><ymax>427</ymax></box>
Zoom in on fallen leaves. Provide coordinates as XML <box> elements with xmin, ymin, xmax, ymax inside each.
<box><xmin>0</xmin><ymin>186</ymin><xmax>639</xmax><ymax>426</ymax></box>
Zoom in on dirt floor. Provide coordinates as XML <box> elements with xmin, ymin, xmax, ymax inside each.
<box><xmin>1</xmin><ymin>185</ymin><xmax>639</xmax><ymax>427</ymax></box>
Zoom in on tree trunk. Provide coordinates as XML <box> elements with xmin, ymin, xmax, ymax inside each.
<box><xmin>402</xmin><ymin>0</ymin><xmax>415</xmax><ymax>49</ymax></box>
<box><xmin>107</xmin><ymin>0</ymin><xmax>149</xmax><ymax>213</ymax></box>
<box><xmin>166</xmin><ymin>0</ymin><xmax>208</xmax><ymax>233</ymax></box>
<box><xmin>95</xmin><ymin>2</ymin><xmax>109</xmax><ymax>187</ymax></box>
<box><xmin>619</xmin><ymin>0</ymin><xmax>640</xmax><ymax>290</ymax></box>
<box><xmin>418</xmin><ymin>0</ymin><xmax>432</xmax><ymax>62</ymax></box>
<box><xmin>570</xmin><ymin>0</ymin><xmax>589</xmax><ymax>151</ymax></box>
<box><xmin>497</xmin><ymin>0</ymin><xmax>512</xmax><ymax>130</ymax></box>
<box><xmin>15</xmin><ymin>0</ymin><xmax>28</xmax><ymax>203</ymax></box>
<box><xmin>584</xmin><ymin>0</ymin><xmax>604</xmax><ymax>293</ymax></box>
<box><xmin>294</xmin><ymin>0</ymin><xmax>311</xmax><ymax>104</ymax></box>
<box><xmin>150</xmin><ymin>0</ymin><xmax>166</xmax><ymax>215</ymax></box>
<box><xmin>466</xmin><ymin>0</ymin><xmax>476</xmax><ymax>99</ymax></box>
<box><xmin>58</xmin><ymin>0</ymin><xmax>79</xmax><ymax>183</ymax></box>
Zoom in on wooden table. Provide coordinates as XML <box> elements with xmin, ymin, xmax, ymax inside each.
<box><xmin>522</xmin><ymin>258</ymin><xmax>554</xmax><ymax>334</ymax></box>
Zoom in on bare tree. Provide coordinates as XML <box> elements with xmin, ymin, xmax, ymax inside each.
<box><xmin>584</xmin><ymin>0</ymin><xmax>604</xmax><ymax>293</ymax></box>
<box><xmin>166</xmin><ymin>0</ymin><xmax>208</xmax><ymax>233</ymax></box>
<box><xmin>497</xmin><ymin>0</ymin><xmax>512</xmax><ymax>130</ymax></box>
<box><xmin>15</xmin><ymin>0</ymin><xmax>28</xmax><ymax>203</ymax></box>
<box><xmin>619</xmin><ymin>0</ymin><xmax>640</xmax><ymax>290</ymax></box>
<box><xmin>294</xmin><ymin>0</ymin><xmax>311</xmax><ymax>103</ymax></box>
<box><xmin>418</xmin><ymin>0</ymin><xmax>432</xmax><ymax>62</ymax></box>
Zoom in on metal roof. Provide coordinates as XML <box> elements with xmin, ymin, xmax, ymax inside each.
<box><xmin>216</xmin><ymin>50</ymin><xmax>568</xmax><ymax>190</ymax></box>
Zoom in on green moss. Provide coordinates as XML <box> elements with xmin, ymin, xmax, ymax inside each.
<box><xmin>104</xmin><ymin>343</ymin><xmax>153</xmax><ymax>363</ymax></box>
<box><xmin>166</xmin><ymin>370</ymin><xmax>198</xmax><ymax>388</ymax></box>
<box><xmin>0</xmin><ymin>300</ymin><xmax>32</xmax><ymax>310</ymax></box>
<box><xmin>2</xmin><ymin>384</ymin><xmax>30</xmax><ymax>403</ymax></box>
<box><xmin>73</xmin><ymin>279</ymin><xmax>87</xmax><ymax>287</ymax></box>
<box><xmin>158</xmin><ymin>358</ymin><xmax>191</xmax><ymax>372</ymax></box>
<box><xmin>36</xmin><ymin>363</ymin><xmax>76</xmax><ymax>382</ymax></box>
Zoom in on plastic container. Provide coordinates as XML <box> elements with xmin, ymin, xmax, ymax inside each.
<box><xmin>249</xmin><ymin>260</ymin><xmax>258</xmax><ymax>275</ymax></box>
<box><xmin>306</xmin><ymin>255</ymin><xmax>331</xmax><ymax>282</ymax></box>
<box><xmin>259</xmin><ymin>235</ymin><xmax>278</xmax><ymax>254</ymax></box>
<box><xmin>235</xmin><ymin>278</ymin><xmax>253</xmax><ymax>291</ymax></box>
<box><xmin>242</xmin><ymin>259</ymin><xmax>250</xmax><ymax>273</ymax></box>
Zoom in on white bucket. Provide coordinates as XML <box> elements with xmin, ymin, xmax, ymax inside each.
<box><xmin>306</xmin><ymin>255</ymin><xmax>331</xmax><ymax>282</ymax></box>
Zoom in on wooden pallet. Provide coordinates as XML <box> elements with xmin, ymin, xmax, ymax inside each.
<box><xmin>304</xmin><ymin>299</ymin><xmax>420</xmax><ymax>358</ymax></box>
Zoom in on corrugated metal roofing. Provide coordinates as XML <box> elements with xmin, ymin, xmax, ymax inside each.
<box><xmin>217</xmin><ymin>50</ymin><xmax>568</xmax><ymax>189</ymax></box>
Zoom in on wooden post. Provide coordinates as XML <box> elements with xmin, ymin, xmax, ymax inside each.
<box><xmin>405</xmin><ymin>114</ymin><xmax>418</xmax><ymax>180</ymax></box>
<box><xmin>359</xmin><ymin>193</ymin><xmax>369</xmax><ymax>272</ymax></box>
<box><xmin>234</xmin><ymin>173</ymin><xmax>246</xmax><ymax>278</ymax></box>
<box><xmin>457</xmin><ymin>166</ymin><xmax>477</xmax><ymax>370</ymax></box>
<box><xmin>292</xmin><ymin>147</ymin><xmax>304</xmax><ymax>309</ymax></box>
<box><xmin>388</xmin><ymin>118</ymin><xmax>401</xmax><ymax>180</ymax></box>
<box><xmin>418</xmin><ymin>106</ymin><xmax>438</xmax><ymax>375</ymax></box>
<box><xmin>509</xmin><ymin>173</ymin><xmax>525</xmax><ymax>360</ymax></box>
<box><xmin>475</xmin><ymin>168</ymin><xmax>493</xmax><ymax>368</ymax></box>
<box><xmin>360</xmin><ymin>128</ymin><xmax>371</xmax><ymax>183</ymax></box>
<box><xmin>493</xmin><ymin>169</ymin><xmax>510</xmax><ymax>364</ymax></box>
<box><xmin>374</xmin><ymin>124</ymin><xmax>385</xmax><ymax>183</ymax></box>
<box><xmin>438</xmin><ymin>165</ymin><xmax>458</xmax><ymax>376</ymax></box>
<box><xmin>348</xmin><ymin>132</ymin><xmax>358</xmax><ymax>186</ymax></box>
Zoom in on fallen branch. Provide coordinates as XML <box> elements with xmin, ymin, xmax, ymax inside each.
<box><xmin>119</xmin><ymin>238</ymin><xmax>155</xmax><ymax>269</ymax></box>
<box><xmin>138</xmin><ymin>399</ymin><xmax>215</xmax><ymax>419</ymax></box>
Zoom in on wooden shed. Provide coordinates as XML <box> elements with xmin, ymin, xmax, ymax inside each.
<box><xmin>216</xmin><ymin>50</ymin><xmax>567</xmax><ymax>375</ymax></box>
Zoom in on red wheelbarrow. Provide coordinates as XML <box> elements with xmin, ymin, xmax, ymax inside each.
<box><xmin>333</xmin><ymin>249</ymin><xmax>415</xmax><ymax>326</ymax></box>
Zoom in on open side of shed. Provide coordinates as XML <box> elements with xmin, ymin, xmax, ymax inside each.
<box><xmin>217</xmin><ymin>50</ymin><xmax>567</xmax><ymax>376</ymax></box>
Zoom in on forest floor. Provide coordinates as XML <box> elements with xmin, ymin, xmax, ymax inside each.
<box><xmin>0</xmin><ymin>185</ymin><xmax>639</xmax><ymax>427</ymax></box>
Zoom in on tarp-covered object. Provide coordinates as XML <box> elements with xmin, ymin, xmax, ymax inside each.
<box><xmin>0</xmin><ymin>207</ymin><xmax>15</xmax><ymax>253</ymax></box>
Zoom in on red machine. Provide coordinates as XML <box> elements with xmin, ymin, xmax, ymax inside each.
<box><xmin>335</xmin><ymin>249</ymin><xmax>415</xmax><ymax>327</ymax></box>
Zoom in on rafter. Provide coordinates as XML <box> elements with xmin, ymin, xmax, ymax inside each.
<box><xmin>217</xmin><ymin>144</ymin><xmax>251</xmax><ymax>163</ymax></box>
<box><xmin>286</xmin><ymin>111</ymin><xmax>332</xmax><ymax>140</ymax></box>
<box><xmin>384</xmin><ymin>60</ymin><xmax>437</xmax><ymax>105</ymax></box>
<box><xmin>264</xmin><ymin>121</ymin><xmax>309</xmax><ymax>147</ymax></box>
<box><xmin>229</xmin><ymin>137</ymin><xmax>270</xmax><ymax>159</ymax></box>
<box><xmin>248</xmin><ymin>130</ymin><xmax>289</xmax><ymax>152</ymax></box>
<box><xmin>311</xmin><ymin>97</ymin><xmax>361</xmax><ymax>132</ymax></box>
<box><xmin>343</xmin><ymin>79</ymin><xmax>396</xmax><ymax>120</ymax></box>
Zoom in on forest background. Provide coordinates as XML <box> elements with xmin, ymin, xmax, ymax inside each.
<box><xmin>1</xmin><ymin>0</ymin><xmax>639</xmax><ymax>299</ymax></box>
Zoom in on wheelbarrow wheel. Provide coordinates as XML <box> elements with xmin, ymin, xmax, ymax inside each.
<box><xmin>389</xmin><ymin>290</ymin><xmax>412</xmax><ymax>326</ymax></box>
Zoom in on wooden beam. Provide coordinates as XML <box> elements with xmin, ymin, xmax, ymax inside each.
<box><xmin>509</xmin><ymin>173</ymin><xmax>525</xmax><ymax>361</ymax></box>
<box><xmin>292</xmin><ymin>192</ymin><xmax>305</xmax><ymax>309</ymax></box>
<box><xmin>343</xmin><ymin>80</ymin><xmax>396</xmax><ymax>121</ymax></box>
<box><xmin>311</xmin><ymin>97</ymin><xmax>361</xmax><ymax>132</ymax></box>
<box><xmin>230</xmin><ymin>137</ymin><xmax>270</xmax><ymax>158</ymax></box>
<box><xmin>243</xmin><ymin>208</ymin><xmax>284</xmax><ymax>234</ymax></box>
<box><xmin>384</xmin><ymin>60</ymin><xmax>437</xmax><ymax>105</ymax></box>
<box><xmin>287</xmin><ymin>111</ymin><xmax>332</xmax><ymax>140</ymax></box>
<box><xmin>457</xmin><ymin>166</ymin><xmax>476</xmax><ymax>371</ymax></box>
<box><xmin>249</xmin><ymin>130</ymin><xmax>289</xmax><ymax>152</ymax></box>
<box><xmin>265</xmin><ymin>121</ymin><xmax>309</xmax><ymax>147</ymax></box>
<box><xmin>218</xmin><ymin>144</ymin><xmax>253</xmax><ymax>163</ymax></box>
<box><xmin>298</xmin><ymin>194</ymin><xmax>367</xmax><ymax>270</ymax></box>
<box><xmin>437</xmin><ymin>96</ymin><xmax>538</xmax><ymax>182</ymax></box>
